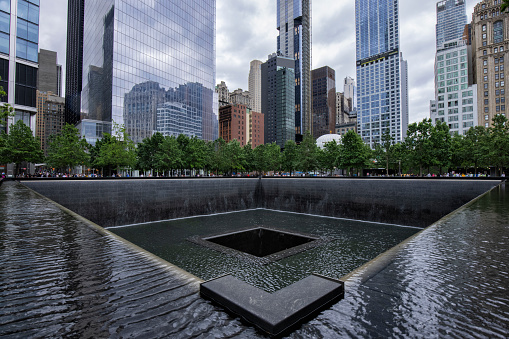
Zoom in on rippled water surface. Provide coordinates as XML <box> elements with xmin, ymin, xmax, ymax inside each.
<box><xmin>2</xmin><ymin>181</ymin><xmax>508</xmax><ymax>338</ymax></box>
<box><xmin>110</xmin><ymin>210</ymin><xmax>419</xmax><ymax>292</ymax></box>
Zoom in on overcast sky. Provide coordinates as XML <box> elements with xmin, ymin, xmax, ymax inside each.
<box><xmin>39</xmin><ymin>0</ymin><xmax>477</xmax><ymax>124</ymax></box>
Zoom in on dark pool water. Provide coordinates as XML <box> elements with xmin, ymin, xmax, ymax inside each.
<box><xmin>109</xmin><ymin>210</ymin><xmax>420</xmax><ymax>292</ymax></box>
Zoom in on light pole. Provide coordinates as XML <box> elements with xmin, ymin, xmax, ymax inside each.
<box><xmin>398</xmin><ymin>160</ymin><xmax>401</xmax><ymax>176</ymax></box>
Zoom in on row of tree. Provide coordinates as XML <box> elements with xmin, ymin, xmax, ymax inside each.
<box><xmin>0</xmin><ymin>115</ymin><xmax>508</xmax><ymax>177</ymax></box>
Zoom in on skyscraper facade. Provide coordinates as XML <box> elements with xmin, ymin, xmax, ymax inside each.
<box><xmin>277</xmin><ymin>0</ymin><xmax>311</xmax><ymax>142</ymax></box>
<box><xmin>68</xmin><ymin>0</ymin><xmax>217</xmax><ymax>144</ymax></box>
<box><xmin>0</xmin><ymin>0</ymin><xmax>40</xmax><ymax>133</ymax></box>
<box><xmin>431</xmin><ymin>0</ymin><xmax>477</xmax><ymax>135</ymax></box>
<box><xmin>261</xmin><ymin>53</ymin><xmax>295</xmax><ymax>148</ymax></box>
<box><xmin>249</xmin><ymin>60</ymin><xmax>262</xmax><ymax>113</ymax></box>
<box><xmin>38</xmin><ymin>49</ymin><xmax>62</xmax><ymax>97</ymax></box>
<box><xmin>311</xmin><ymin>66</ymin><xmax>336</xmax><ymax>139</ymax></box>
<box><xmin>400</xmin><ymin>53</ymin><xmax>409</xmax><ymax>138</ymax></box>
<box><xmin>355</xmin><ymin>0</ymin><xmax>402</xmax><ymax>147</ymax></box>
<box><xmin>65</xmin><ymin>0</ymin><xmax>84</xmax><ymax>126</ymax></box>
<box><xmin>472</xmin><ymin>0</ymin><xmax>508</xmax><ymax>128</ymax></box>
<box><xmin>436</xmin><ymin>0</ymin><xmax>467</xmax><ymax>50</ymax></box>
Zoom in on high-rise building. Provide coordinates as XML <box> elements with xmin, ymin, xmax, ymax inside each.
<box><xmin>249</xmin><ymin>60</ymin><xmax>262</xmax><ymax>112</ymax></box>
<box><xmin>311</xmin><ymin>66</ymin><xmax>336</xmax><ymax>139</ymax></box>
<box><xmin>343</xmin><ymin>76</ymin><xmax>356</xmax><ymax>110</ymax></box>
<box><xmin>335</xmin><ymin>91</ymin><xmax>357</xmax><ymax>136</ymax></box>
<box><xmin>0</xmin><ymin>0</ymin><xmax>40</xmax><ymax>134</ymax></box>
<box><xmin>431</xmin><ymin>0</ymin><xmax>477</xmax><ymax>135</ymax></box>
<box><xmin>67</xmin><ymin>0</ymin><xmax>217</xmax><ymax>145</ymax></box>
<box><xmin>36</xmin><ymin>91</ymin><xmax>65</xmax><ymax>155</ymax></box>
<box><xmin>261</xmin><ymin>53</ymin><xmax>295</xmax><ymax>148</ymax></box>
<box><xmin>400</xmin><ymin>53</ymin><xmax>409</xmax><ymax>138</ymax></box>
<box><xmin>436</xmin><ymin>0</ymin><xmax>467</xmax><ymax>50</ymax></box>
<box><xmin>38</xmin><ymin>49</ymin><xmax>62</xmax><ymax>97</ymax></box>
<box><xmin>472</xmin><ymin>0</ymin><xmax>508</xmax><ymax>128</ymax></box>
<box><xmin>65</xmin><ymin>0</ymin><xmax>84</xmax><ymax>126</ymax></box>
<box><xmin>277</xmin><ymin>0</ymin><xmax>311</xmax><ymax>142</ymax></box>
<box><xmin>355</xmin><ymin>0</ymin><xmax>403</xmax><ymax>147</ymax></box>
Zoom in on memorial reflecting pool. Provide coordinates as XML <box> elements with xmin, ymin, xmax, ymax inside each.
<box><xmin>109</xmin><ymin>210</ymin><xmax>420</xmax><ymax>292</ymax></box>
<box><xmin>0</xmin><ymin>180</ymin><xmax>507</xmax><ymax>338</ymax></box>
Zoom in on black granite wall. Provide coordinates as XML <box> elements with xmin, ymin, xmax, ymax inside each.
<box><xmin>259</xmin><ymin>178</ymin><xmax>499</xmax><ymax>227</ymax></box>
<box><xmin>23</xmin><ymin>178</ymin><xmax>499</xmax><ymax>228</ymax></box>
<box><xmin>23</xmin><ymin>179</ymin><xmax>261</xmax><ymax>227</ymax></box>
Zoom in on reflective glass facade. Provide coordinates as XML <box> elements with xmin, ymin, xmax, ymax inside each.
<box><xmin>277</xmin><ymin>0</ymin><xmax>311</xmax><ymax>141</ymax></box>
<box><xmin>0</xmin><ymin>0</ymin><xmax>39</xmax><ymax>135</ymax></box>
<box><xmin>81</xmin><ymin>0</ymin><xmax>217</xmax><ymax>143</ymax></box>
<box><xmin>355</xmin><ymin>0</ymin><xmax>402</xmax><ymax>147</ymax></box>
<box><xmin>436</xmin><ymin>0</ymin><xmax>467</xmax><ymax>49</ymax></box>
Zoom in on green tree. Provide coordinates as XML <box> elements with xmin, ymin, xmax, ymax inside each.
<box><xmin>136</xmin><ymin>132</ymin><xmax>165</xmax><ymax>174</ymax></box>
<box><xmin>223</xmin><ymin>139</ymin><xmax>245</xmax><ymax>175</ymax></box>
<box><xmin>265</xmin><ymin>143</ymin><xmax>281</xmax><ymax>174</ymax></box>
<box><xmin>186</xmin><ymin>136</ymin><xmax>208</xmax><ymax>175</ymax></box>
<box><xmin>430</xmin><ymin>120</ymin><xmax>452</xmax><ymax>174</ymax></box>
<box><xmin>91</xmin><ymin>125</ymin><xmax>136</xmax><ymax>176</ymax></box>
<box><xmin>243</xmin><ymin>142</ymin><xmax>255</xmax><ymax>174</ymax></box>
<box><xmin>281</xmin><ymin>140</ymin><xmax>299</xmax><ymax>175</ymax></box>
<box><xmin>297</xmin><ymin>132</ymin><xmax>319</xmax><ymax>174</ymax></box>
<box><xmin>158</xmin><ymin>135</ymin><xmax>183</xmax><ymax>176</ymax></box>
<box><xmin>373</xmin><ymin>130</ymin><xmax>395</xmax><ymax>175</ymax></box>
<box><xmin>0</xmin><ymin>78</ymin><xmax>14</xmax><ymax>132</ymax></box>
<box><xmin>487</xmin><ymin>114</ymin><xmax>509</xmax><ymax>176</ymax></box>
<box><xmin>320</xmin><ymin>140</ymin><xmax>341</xmax><ymax>175</ymax></box>
<box><xmin>502</xmin><ymin>0</ymin><xmax>509</xmax><ymax>12</ymax></box>
<box><xmin>338</xmin><ymin>130</ymin><xmax>371</xmax><ymax>176</ymax></box>
<box><xmin>0</xmin><ymin>120</ymin><xmax>43</xmax><ymax>176</ymax></box>
<box><xmin>46</xmin><ymin>124</ymin><xmax>90</xmax><ymax>173</ymax></box>
<box><xmin>404</xmin><ymin>119</ymin><xmax>434</xmax><ymax>176</ymax></box>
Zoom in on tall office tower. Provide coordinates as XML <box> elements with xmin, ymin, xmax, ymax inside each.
<box><xmin>335</xmin><ymin>91</ymin><xmax>357</xmax><ymax>136</ymax></box>
<box><xmin>436</xmin><ymin>0</ymin><xmax>467</xmax><ymax>50</ymax></box>
<box><xmin>249</xmin><ymin>60</ymin><xmax>262</xmax><ymax>112</ymax></box>
<box><xmin>38</xmin><ymin>49</ymin><xmax>62</xmax><ymax>97</ymax></box>
<box><xmin>277</xmin><ymin>0</ymin><xmax>311</xmax><ymax>142</ymax></box>
<box><xmin>69</xmin><ymin>0</ymin><xmax>217</xmax><ymax>145</ymax></box>
<box><xmin>261</xmin><ymin>53</ymin><xmax>295</xmax><ymax>148</ymax></box>
<box><xmin>431</xmin><ymin>0</ymin><xmax>477</xmax><ymax>135</ymax></box>
<box><xmin>355</xmin><ymin>0</ymin><xmax>403</xmax><ymax>147</ymax></box>
<box><xmin>400</xmin><ymin>53</ymin><xmax>409</xmax><ymax>138</ymax></box>
<box><xmin>343</xmin><ymin>76</ymin><xmax>356</xmax><ymax>110</ymax></box>
<box><xmin>36</xmin><ymin>91</ymin><xmax>65</xmax><ymax>155</ymax></box>
<box><xmin>472</xmin><ymin>0</ymin><xmax>508</xmax><ymax>128</ymax></box>
<box><xmin>0</xmin><ymin>0</ymin><xmax>40</xmax><ymax>133</ymax></box>
<box><xmin>311</xmin><ymin>66</ymin><xmax>336</xmax><ymax>139</ymax></box>
<box><xmin>65</xmin><ymin>0</ymin><xmax>84</xmax><ymax>126</ymax></box>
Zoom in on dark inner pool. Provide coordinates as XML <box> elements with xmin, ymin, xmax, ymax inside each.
<box><xmin>109</xmin><ymin>209</ymin><xmax>420</xmax><ymax>292</ymax></box>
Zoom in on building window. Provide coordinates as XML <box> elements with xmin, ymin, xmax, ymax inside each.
<box><xmin>494</xmin><ymin>21</ymin><xmax>504</xmax><ymax>43</ymax></box>
<box><xmin>482</xmin><ymin>24</ymin><xmax>487</xmax><ymax>32</ymax></box>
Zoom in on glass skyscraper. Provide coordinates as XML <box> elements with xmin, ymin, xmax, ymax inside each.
<box><xmin>431</xmin><ymin>0</ymin><xmax>476</xmax><ymax>135</ymax></box>
<box><xmin>355</xmin><ymin>0</ymin><xmax>403</xmax><ymax>147</ymax></box>
<box><xmin>69</xmin><ymin>0</ymin><xmax>217</xmax><ymax>144</ymax></box>
<box><xmin>436</xmin><ymin>0</ymin><xmax>467</xmax><ymax>50</ymax></box>
<box><xmin>277</xmin><ymin>0</ymin><xmax>311</xmax><ymax>142</ymax></box>
<box><xmin>0</xmin><ymin>0</ymin><xmax>40</xmax><ymax>132</ymax></box>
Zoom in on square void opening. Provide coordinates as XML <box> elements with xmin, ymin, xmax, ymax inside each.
<box><xmin>189</xmin><ymin>227</ymin><xmax>326</xmax><ymax>265</ymax></box>
<box><xmin>206</xmin><ymin>228</ymin><xmax>315</xmax><ymax>257</ymax></box>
